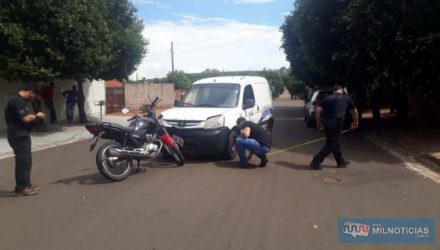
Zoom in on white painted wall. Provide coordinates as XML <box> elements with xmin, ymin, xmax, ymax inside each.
<box><xmin>0</xmin><ymin>79</ymin><xmax>105</xmax><ymax>131</ymax></box>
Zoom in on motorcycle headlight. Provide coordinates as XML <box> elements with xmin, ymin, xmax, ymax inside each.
<box><xmin>205</xmin><ymin>115</ymin><xmax>224</xmax><ymax>129</ymax></box>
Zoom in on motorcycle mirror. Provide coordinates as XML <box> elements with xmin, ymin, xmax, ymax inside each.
<box><xmin>122</xmin><ymin>108</ymin><xmax>130</xmax><ymax>114</ymax></box>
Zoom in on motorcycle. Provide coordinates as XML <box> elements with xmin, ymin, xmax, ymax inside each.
<box><xmin>85</xmin><ymin>97</ymin><xmax>185</xmax><ymax>181</ymax></box>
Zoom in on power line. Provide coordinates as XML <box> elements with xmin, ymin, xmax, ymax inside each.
<box><xmin>175</xmin><ymin>14</ymin><xmax>282</xmax><ymax>45</ymax></box>
<box><xmin>176</xmin><ymin>29</ymin><xmax>279</xmax><ymax>53</ymax></box>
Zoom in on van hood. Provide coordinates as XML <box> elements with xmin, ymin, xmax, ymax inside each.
<box><xmin>161</xmin><ymin>107</ymin><xmax>230</xmax><ymax>121</ymax></box>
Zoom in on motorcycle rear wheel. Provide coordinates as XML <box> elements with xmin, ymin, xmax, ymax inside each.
<box><xmin>96</xmin><ymin>142</ymin><xmax>131</xmax><ymax>181</ymax></box>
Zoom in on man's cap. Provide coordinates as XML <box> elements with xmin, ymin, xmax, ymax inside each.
<box><xmin>23</xmin><ymin>82</ymin><xmax>38</xmax><ymax>92</ymax></box>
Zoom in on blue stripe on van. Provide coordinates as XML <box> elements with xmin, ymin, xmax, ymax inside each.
<box><xmin>259</xmin><ymin>108</ymin><xmax>273</xmax><ymax>124</ymax></box>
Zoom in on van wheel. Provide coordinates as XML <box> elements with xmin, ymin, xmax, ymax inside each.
<box><xmin>223</xmin><ymin>130</ymin><xmax>238</xmax><ymax>160</ymax></box>
<box><xmin>306</xmin><ymin>115</ymin><xmax>314</xmax><ymax>128</ymax></box>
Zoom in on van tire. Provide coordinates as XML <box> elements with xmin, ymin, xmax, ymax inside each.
<box><xmin>266</xmin><ymin>118</ymin><xmax>274</xmax><ymax>139</ymax></box>
<box><xmin>224</xmin><ymin>130</ymin><xmax>238</xmax><ymax>160</ymax></box>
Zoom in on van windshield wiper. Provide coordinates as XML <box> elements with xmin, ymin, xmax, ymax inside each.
<box><xmin>198</xmin><ymin>104</ymin><xmax>218</xmax><ymax>107</ymax></box>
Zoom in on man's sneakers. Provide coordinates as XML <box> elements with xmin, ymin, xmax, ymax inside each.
<box><xmin>241</xmin><ymin>162</ymin><xmax>256</xmax><ymax>169</ymax></box>
<box><xmin>337</xmin><ymin>160</ymin><xmax>351</xmax><ymax>168</ymax></box>
<box><xmin>310</xmin><ymin>160</ymin><xmax>350</xmax><ymax>170</ymax></box>
<box><xmin>15</xmin><ymin>184</ymin><xmax>40</xmax><ymax>196</ymax></box>
<box><xmin>29</xmin><ymin>184</ymin><xmax>40</xmax><ymax>190</ymax></box>
<box><xmin>257</xmin><ymin>154</ymin><xmax>269</xmax><ymax>168</ymax></box>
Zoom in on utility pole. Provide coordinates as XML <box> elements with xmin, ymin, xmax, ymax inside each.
<box><xmin>171</xmin><ymin>41</ymin><xmax>176</xmax><ymax>85</ymax></box>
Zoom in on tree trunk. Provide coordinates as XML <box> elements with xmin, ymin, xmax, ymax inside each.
<box><xmin>395</xmin><ymin>90</ymin><xmax>408</xmax><ymax>121</ymax></box>
<box><xmin>76</xmin><ymin>79</ymin><xmax>88</xmax><ymax>123</ymax></box>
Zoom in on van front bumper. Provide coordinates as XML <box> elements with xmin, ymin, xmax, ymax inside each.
<box><xmin>166</xmin><ymin>127</ymin><xmax>229</xmax><ymax>156</ymax></box>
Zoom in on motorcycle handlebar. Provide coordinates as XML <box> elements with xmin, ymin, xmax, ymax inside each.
<box><xmin>150</xmin><ymin>97</ymin><xmax>161</xmax><ymax>110</ymax></box>
<box><xmin>127</xmin><ymin>114</ymin><xmax>140</xmax><ymax>122</ymax></box>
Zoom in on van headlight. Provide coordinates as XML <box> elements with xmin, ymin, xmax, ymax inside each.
<box><xmin>205</xmin><ymin>115</ymin><xmax>224</xmax><ymax>129</ymax></box>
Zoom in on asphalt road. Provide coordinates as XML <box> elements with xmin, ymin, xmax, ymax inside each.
<box><xmin>1</xmin><ymin>100</ymin><xmax>439</xmax><ymax>250</ymax></box>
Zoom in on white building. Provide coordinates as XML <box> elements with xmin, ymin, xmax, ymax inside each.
<box><xmin>0</xmin><ymin>79</ymin><xmax>105</xmax><ymax>131</ymax></box>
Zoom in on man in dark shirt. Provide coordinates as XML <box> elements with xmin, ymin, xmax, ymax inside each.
<box><xmin>236</xmin><ymin>117</ymin><xmax>272</xmax><ymax>168</ymax></box>
<box><xmin>62</xmin><ymin>85</ymin><xmax>78</xmax><ymax>123</ymax></box>
<box><xmin>5</xmin><ymin>83</ymin><xmax>45</xmax><ymax>196</ymax></box>
<box><xmin>310</xmin><ymin>84</ymin><xmax>359</xmax><ymax>170</ymax></box>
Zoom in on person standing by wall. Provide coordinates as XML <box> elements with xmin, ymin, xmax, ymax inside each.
<box><xmin>62</xmin><ymin>85</ymin><xmax>78</xmax><ymax>123</ymax></box>
<box><xmin>42</xmin><ymin>82</ymin><xmax>57</xmax><ymax>123</ymax></box>
<box><xmin>174</xmin><ymin>88</ymin><xmax>183</xmax><ymax>106</ymax></box>
<box><xmin>310</xmin><ymin>84</ymin><xmax>359</xmax><ymax>170</ymax></box>
<box><xmin>4</xmin><ymin>83</ymin><xmax>45</xmax><ymax>196</ymax></box>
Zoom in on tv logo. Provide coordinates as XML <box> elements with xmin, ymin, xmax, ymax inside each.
<box><xmin>343</xmin><ymin>222</ymin><xmax>370</xmax><ymax>238</ymax></box>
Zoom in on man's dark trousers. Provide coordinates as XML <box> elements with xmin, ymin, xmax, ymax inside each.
<box><xmin>45</xmin><ymin>101</ymin><xmax>57</xmax><ymax>123</ymax></box>
<box><xmin>311</xmin><ymin>124</ymin><xmax>344</xmax><ymax>165</ymax></box>
<box><xmin>7</xmin><ymin>136</ymin><xmax>32</xmax><ymax>192</ymax></box>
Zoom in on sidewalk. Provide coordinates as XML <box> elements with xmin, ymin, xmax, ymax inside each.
<box><xmin>0</xmin><ymin>115</ymin><xmax>129</xmax><ymax>160</ymax></box>
<box><xmin>360</xmin><ymin>111</ymin><xmax>440</xmax><ymax>173</ymax></box>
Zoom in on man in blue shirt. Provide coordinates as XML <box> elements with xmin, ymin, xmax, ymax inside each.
<box><xmin>62</xmin><ymin>85</ymin><xmax>78</xmax><ymax>123</ymax></box>
<box><xmin>310</xmin><ymin>85</ymin><xmax>359</xmax><ymax>169</ymax></box>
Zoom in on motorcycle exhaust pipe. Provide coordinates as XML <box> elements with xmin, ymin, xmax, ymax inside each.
<box><xmin>108</xmin><ymin>148</ymin><xmax>153</xmax><ymax>159</ymax></box>
<box><xmin>107</xmin><ymin>148</ymin><xmax>124</xmax><ymax>158</ymax></box>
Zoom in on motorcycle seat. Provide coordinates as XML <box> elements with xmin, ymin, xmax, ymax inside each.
<box><xmin>110</xmin><ymin>123</ymin><xmax>135</xmax><ymax>134</ymax></box>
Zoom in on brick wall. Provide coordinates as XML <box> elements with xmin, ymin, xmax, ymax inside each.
<box><xmin>124</xmin><ymin>82</ymin><xmax>175</xmax><ymax>111</ymax></box>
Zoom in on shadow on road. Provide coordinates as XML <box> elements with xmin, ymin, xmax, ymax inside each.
<box><xmin>52</xmin><ymin>172</ymin><xmax>112</xmax><ymax>185</ymax></box>
<box><xmin>214</xmin><ymin>160</ymin><xmax>255</xmax><ymax>170</ymax></box>
<box><xmin>0</xmin><ymin>190</ymin><xmax>17</xmax><ymax>198</ymax></box>
<box><xmin>276</xmin><ymin>160</ymin><xmax>336</xmax><ymax>171</ymax></box>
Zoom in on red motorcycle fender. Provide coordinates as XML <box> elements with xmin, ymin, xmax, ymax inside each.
<box><xmin>161</xmin><ymin>133</ymin><xmax>175</xmax><ymax>147</ymax></box>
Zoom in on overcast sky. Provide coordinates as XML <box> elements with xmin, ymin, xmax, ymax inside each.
<box><xmin>130</xmin><ymin>0</ymin><xmax>293</xmax><ymax>80</ymax></box>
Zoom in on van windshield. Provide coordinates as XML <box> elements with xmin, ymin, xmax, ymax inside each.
<box><xmin>181</xmin><ymin>83</ymin><xmax>240</xmax><ymax>108</ymax></box>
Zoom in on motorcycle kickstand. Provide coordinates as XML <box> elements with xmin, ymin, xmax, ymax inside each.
<box><xmin>136</xmin><ymin>159</ymin><xmax>141</xmax><ymax>171</ymax></box>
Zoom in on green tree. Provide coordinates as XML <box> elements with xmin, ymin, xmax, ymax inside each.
<box><xmin>167</xmin><ymin>70</ymin><xmax>191</xmax><ymax>90</ymax></box>
<box><xmin>281</xmin><ymin>0</ymin><xmax>349</xmax><ymax>88</ymax></box>
<box><xmin>0</xmin><ymin>0</ymin><xmax>147</xmax><ymax>123</ymax></box>
<box><xmin>282</xmin><ymin>0</ymin><xmax>440</xmax><ymax>120</ymax></box>
<box><xmin>0</xmin><ymin>0</ymin><xmax>59</xmax><ymax>81</ymax></box>
<box><xmin>282</xmin><ymin>73</ymin><xmax>306</xmax><ymax>99</ymax></box>
<box><xmin>258</xmin><ymin>70</ymin><xmax>284</xmax><ymax>98</ymax></box>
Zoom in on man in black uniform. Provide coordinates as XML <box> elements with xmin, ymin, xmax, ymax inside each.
<box><xmin>310</xmin><ymin>85</ymin><xmax>358</xmax><ymax>170</ymax></box>
<box><xmin>236</xmin><ymin>117</ymin><xmax>271</xmax><ymax>168</ymax></box>
<box><xmin>4</xmin><ymin>83</ymin><xmax>45</xmax><ymax>196</ymax></box>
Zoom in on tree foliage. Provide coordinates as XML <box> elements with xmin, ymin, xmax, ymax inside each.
<box><xmin>167</xmin><ymin>70</ymin><xmax>191</xmax><ymax>90</ymax></box>
<box><xmin>0</xmin><ymin>0</ymin><xmax>147</xmax><ymax>122</ymax></box>
<box><xmin>281</xmin><ymin>0</ymin><xmax>440</xmax><ymax>101</ymax></box>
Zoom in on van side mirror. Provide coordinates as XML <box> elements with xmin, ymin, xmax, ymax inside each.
<box><xmin>243</xmin><ymin>99</ymin><xmax>255</xmax><ymax>109</ymax></box>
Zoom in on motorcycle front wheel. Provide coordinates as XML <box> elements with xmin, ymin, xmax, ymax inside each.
<box><xmin>96</xmin><ymin>142</ymin><xmax>131</xmax><ymax>181</ymax></box>
<box><xmin>162</xmin><ymin>144</ymin><xmax>185</xmax><ymax>166</ymax></box>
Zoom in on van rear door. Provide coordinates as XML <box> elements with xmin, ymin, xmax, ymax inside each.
<box><xmin>253</xmin><ymin>82</ymin><xmax>272</xmax><ymax>124</ymax></box>
<box><xmin>242</xmin><ymin>84</ymin><xmax>259</xmax><ymax>123</ymax></box>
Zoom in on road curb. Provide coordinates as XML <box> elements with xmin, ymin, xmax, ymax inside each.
<box><xmin>416</xmin><ymin>154</ymin><xmax>440</xmax><ymax>174</ymax></box>
<box><xmin>0</xmin><ymin>135</ymin><xmax>91</xmax><ymax>160</ymax></box>
<box><xmin>361</xmin><ymin>132</ymin><xmax>440</xmax><ymax>176</ymax></box>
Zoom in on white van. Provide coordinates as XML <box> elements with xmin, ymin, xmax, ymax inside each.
<box><xmin>160</xmin><ymin>76</ymin><xmax>274</xmax><ymax>159</ymax></box>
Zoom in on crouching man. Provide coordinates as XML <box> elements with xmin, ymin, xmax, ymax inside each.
<box><xmin>235</xmin><ymin>117</ymin><xmax>271</xmax><ymax>168</ymax></box>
